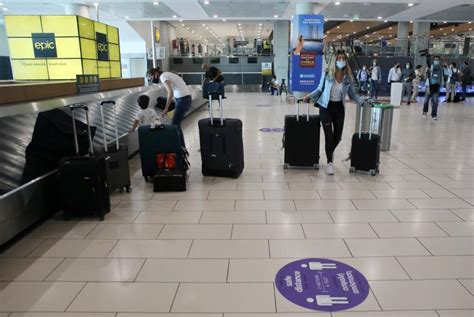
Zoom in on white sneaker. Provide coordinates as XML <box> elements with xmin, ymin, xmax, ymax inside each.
<box><xmin>432</xmin><ymin>116</ymin><xmax>438</xmax><ymax>121</ymax></box>
<box><xmin>326</xmin><ymin>163</ymin><xmax>334</xmax><ymax>175</ymax></box>
<box><xmin>422</xmin><ymin>113</ymin><xmax>427</xmax><ymax>118</ymax></box>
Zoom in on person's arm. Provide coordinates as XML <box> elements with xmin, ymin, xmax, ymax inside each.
<box><xmin>387</xmin><ymin>68</ymin><xmax>393</xmax><ymax>84</ymax></box>
<box><xmin>303</xmin><ymin>74</ymin><xmax>325</xmax><ymax>102</ymax></box>
<box><xmin>130</xmin><ymin>119</ymin><xmax>139</xmax><ymax>132</ymax></box>
<box><xmin>213</xmin><ymin>69</ymin><xmax>222</xmax><ymax>81</ymax></box>
<box><xmin>347</xmin><ymin>82</ymin><xmax>363</xmax><ymax>106</ymax></box>
<box><xmin>162</xmin><ymin>80</ymin><xmax>174</xmax><ymax>117</ymax></box>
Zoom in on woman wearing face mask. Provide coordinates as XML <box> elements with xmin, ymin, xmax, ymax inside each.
<box><xmin>303</xmin><ymin>51</ymin><xmax>363</xmax><ymax>175</ymax></box>
<box><xmin>402</xmin><ymin>62</ymin><xmax>415</xmax><ymax>105</ymax></box>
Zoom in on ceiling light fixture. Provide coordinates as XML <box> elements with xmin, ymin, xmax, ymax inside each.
<box><xmin>93</xmin><ymin>2</ymin><xmax>99</xmax><ymax>7</ymax></box>
<box><xmin>202</xmin><ymin>23</ymin><xmax>206</xmax><ymax>26</ymax></box>
<box><xmin>408</xmin><ymin>3</ymin><xmax>414</xmax><ymax>6</ymax></box>
<box><xmin>410</xmin><ymin>20</ymin><xmax>413</xmax><ymax>23</ymax></box>
<box><xmin>349</xmin><ymin>19</ymin><xmax>353</xmax><ymax>22</ymax></box>
<box><xmin>384</xmin><ymin>20</ymin><xmax>388</xmax><ymax>23</ymax></box>
<box><xmin>172</xmin><ymin>15</ymin><xmax>177</xmax><ymax>18</ymax></box>
<box><xmin>153</xmin><ymin>1</ymin><xmax>159</xmax><ymax>5</ymax></box>
<box><xmin>125</xmin><ymin>16</ymin><xmax>129</xmax><ymax>19</ymax></box>
<box><xmin>186</xmin><ymin>27</ymin><xmax>189</xmax><ymax>30</ymax></box>
<box><xmin>335</xmin><ymin>1</ymin><xmax>341</xmax><ymax>5</ymax></box>
<box><xmin>366</xmin><ymin>26</ymin><xmax>370</xmax><ymax>29</ymax></box>
<box><xmin>181</xmin><ymin>24</ymin><xmax>185</xmax><ymax>26</ymax></box>
<box><xmin>204</xmin><ymin>0</ymin><xmax>210</xmax><ymax>4</ymax></box>
<box><xmin>179</xmin><ymin>19</ymin><xmax>183</xmax><ymax>22</ymax></box>
<box><xmin>440</xmin><ymin>28</ymin><xmax>443</xmax><ymax>30</ymax></box>
<box><xmin>444</xmin><ymin>21</ymin><xmax>447</xmax><ymax>23</ymax></box>
<box><xmin>377</xmin><ymin>16</ymin><xmax>382</xmax><ymax>20</ymax></box>
<box><xmin>213</xmin><ymin>14</ymin><xmax>218</xmax><ymax>18</ymax></box>
<box><xmin>337</xmin><ymin>26</ymin><xmax>340</xmax><ymax>29</ymax></box>
<box><xmin>274</xmin><ymin>15</ymin><xmax>279</xmax><ymax>18</ymax></box>
<box><xmin>222</xmin><ymin>19</ymin><xmax>226</xmax><ymax>22</ymax></box>
<box><xmin>469</xmin><ymin>21</ymin><xmax>472</xmax><ymax>24</ymax></box>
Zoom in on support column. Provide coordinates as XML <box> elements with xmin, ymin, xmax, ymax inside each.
<box><xmin>273</xmin><ymin>20</ymin><xmax>290</xmax><ymax>86</ymax></box>
<box><xmin>158</xmin><ymin>22</ymin><xmax>172</xmax><ymax>71</ymax></box>
<box><xmin>412</xmin><ymin>21</ymin><xmax>431</xmax><ymax>67</ymax></box>
<box><xmin>463</xmin><ymin>37</ymin><xmax>471</xmax><ymax>56</ymax></box>
<box><xmin>64</xmin><ymin>4</ymin><xmax>90</xmax><ymax>18</ymax></box>
<box><xmin>397</xmin><ymin>22</ymin><xmax>409</xmax><ymax>55</ymax></box>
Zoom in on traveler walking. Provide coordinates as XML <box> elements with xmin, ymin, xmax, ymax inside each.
<box><xmin>461</xmin><ymin>61</ymin><xmax>471</xmax><ymax>101</ymax></box>
<box><xmin>446</xmin><ymin>62</ymin><xmax>459</xmax><ymax>102</ymax></box>
<box><xmin>370</xmin><ymin>59</ymin><xmax>382</xmax><ymax>99</ymax></box>
<box><xmin>303</xmin><ymin>50</ymin><xmax>363</xmax><ymax>175</ymax></box>
<box><xmin>388</xmin><ymin>62</ymin><xmax>402</xmax><ymax>84</ymax></box>
<box><xmin>411</xmin><ymin>65</ymin><xmax>423</xmax><ymax>103</ymax></box>
<box><xmin>357</xmin><ymin>65</ymin><xmax>369</xmax><ymax>95</ymax></box>
<box><xmin>423</xmin><ymin>56</ymin><xmax>444</xmax><ymax>120</ymax></box>
<box><xmin>402</xmin><ymin>62</ymin><xmax>415</xmax><ymax>105</ymax></box>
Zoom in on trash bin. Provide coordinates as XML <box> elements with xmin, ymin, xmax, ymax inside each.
<box><xmin>355</xmin><ymin>102</ymin><xmax>397</xmax><ymax>151</ymax></box>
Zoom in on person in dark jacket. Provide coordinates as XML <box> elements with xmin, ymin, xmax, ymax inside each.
<box><xmin>461</xmin><ymin>61</ymin><xmax>471</xmax><ymax>101</ymax></box>
<box><xmin>423</xmin><ymin>56</ymin><xmax>444</xmax><ymax>120</ymax></box>
<box><xmin>401</xmin><ymin>62</ymin><xmax>415</xmax><ymax>105</ymax></box>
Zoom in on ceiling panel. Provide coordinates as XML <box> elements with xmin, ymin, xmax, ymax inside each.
<box><xmin>198</xmin><ymin>0</ymin><xmax>289</xmax><ymax>18</ymax></box>
<box><xmin>98</xmin><ymin>2</ymin><xmax>178</xmax><ymax>19</ymax></box>
<box><xmin>0</xmin><ymin>2</ymin><xmax>64</xmax><ymax>15</ymax></box>
<box><xmin>320</xmin><ymin>2</ymin><xmax>418</xmax><ymax>20</ymax></box>
<box><xmin>421</xmin><ymin>4</ymin><xmax>474</xmax><ymax>22</ymax></box>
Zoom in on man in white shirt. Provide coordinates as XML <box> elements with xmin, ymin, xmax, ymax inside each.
<box><xmin>159</xmin><ymin>71</ymin><xmax>192</xmax><ymax>149</ymax></box>
<box><xmin>388</xmin><ymin>62</ymin><xmax>402</xmax><ymax>83</ymax></box>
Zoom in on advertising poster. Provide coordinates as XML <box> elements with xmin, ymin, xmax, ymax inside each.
<box><xmin>290</xmin><ymin>14</ymin><xmax>324</xmax><ymax>92</ymax></box>
<box><xmin>261</xmin><ymin>62</ymin><xmax>272</xmax><ymax>76</ymax></box>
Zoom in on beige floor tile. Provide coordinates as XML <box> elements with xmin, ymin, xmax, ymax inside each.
<box><xmin>45</xmin><ymin>258</ymin><xmax>145</xmax><ymax>282</ymax></box>
<box><xmin>107</xmin><ymin>240</ymin><xmax>191</xmax><ymax>258</ymax></box>
<box><xmin>409</xmin><ymin>199</ymin><xmax>472</xmax><ymax>209</ymax></box>
<box><xmin>264</xmin><ymin>191</ymin><xmax>320</xmax><ymax>200</ymax></box>
<box><xmin>208</xmin><ymin>190</ymin><xmax>264</xmax><ymax>200</ymax></box>
<box><xmin>232</xmin><ymin>224</ymin><xmax>305</xmax><ymax>239</ymax></box>
<box><xmin>159</xmin><ymin>224</ymin><xmax>232</xmax><ymax>239</ymax></box>
<box><xmin>418</xmin><ymin>237</ymin><xmax>474</xmax><ymax>255</ymax></box>
<box><xmin>134</xmin><ymin>211</ymin><xmax>202</xmax><ymax>224</ymax></box>
<box><xmin>437</xmin><ymin>311</ymin><xmax>474</xmax><ymax>317</ymax></box>
<box><xmin>236</xmin><ymin>200</ymin><xmax>296</xmax><ymax>211</ymax></box>
<box><xmin>370</xmin><ymin>280</ymin><xmax>474</xmax><ymax>310</ymax></box>
<box><xmin>330</xmin><ymin>210</ymin><xmax>398</xmax><ymax>223</ymax></box>
<box><xmin>332</xmin><ymin>311</ymin><xmax>438</xmax><ymax>316</ymax></box>
<box><xmin>338</xmin><ymin>182</ymin><xmax>393</xmax><ymax>190</ymax></box>
<box><xmin>436</xmin><ymin>222</ymin><xmax>474</xmax><ymax>236</ymax></box>
<box><xmin>391</xmin><ymin>209</ymin><xmax>462</xmax><ymax>222</ymax></box>
<box><xmin>266</xmin><ymin>211</ymin><xmax>333</xmax><ymax>224</ymax></box>
<box><xmin>334</xmin><ymin>257</ymin><xmax>410</xmax><ymax>280</ymax></box>
<box><xmin>318</xmin><ymin>190</ymin><xmax>375</xmax><ymax>200</ymax></box>
<box><xmin>345</xmin><ymin>238</ymin><xmax>430</xmax><ymax>256</ymax></box>
<box><xmin>86</xmin><ymin>224</ymin><xmax>163</xmax><ymax>240</ymax></box>
<box><xmin>68</xmin><ymin>282</ymin><xmax>178</xmax><ymax>312</ymax></box>
<box><xmin>101</xmin><ymin>211</ymin><xmax>141</xmax><ymax>223</ymax></box>
<box><xmin>269</xmin><ymin>239</ymin><xmax>351</xmax><ymax>258</ymax></box>
<box><xmin>452</xmin><ymin>209</ymin><xmax>474</xmax><ymax>221</ymax></box>
<box><xmin>0</xmin><ymin>281</ymin><xmax>84</xmax><ymax>311</ymax></box>
<box><xmin>451</xmin><ymin>189</ymin><xmax>474</xmax><ymax>198</ymax></box>
<box><xmin>189</xmin><ymin>240</ymin><xmax>269</xmax><ymax>258</ymax></box>
<box><xmin>0</xmin><ymin>258</ymin><xmax>63</xmax><ymax>281</ymax></box>
<box><xmin>114</xmin><ymin>200</ymin><xmax>177</xmax><ymax>211</ymax></box>
<box><xmin>423</xmin><ymin>188</ymin><xmax>457</xmax><ymax>198</ymax></box>
<box><xmin>29</xmin><ymin>239</ymin><xmax>117</xmax><ymax>258</ymax></box>
<box><xmin>117</xmin><ymin>314</ymin><xmax>220</xmax><ymax>317</ymax></box>
<box><xmin>352</xmin><ymin>199</ymin><xmax>415</xmax><ymax>210</ymax></box>
<box><xmin>10</xmin><ymin>313</ymin><xmax>115</xmax><ymax>317</ymax></box>
<box><xmin>386</xmin><ymin>181</ymin><xmax>442</xmax><ymax>190</ymax></box>
<box><xmin>459</xmin><ymin>279</ymin><xmax>474</xmax><ymax>295</ymax></box>
<box><xmin>187</xmin><ymin>182</ymin><xmax>238</xmax><ymax>191</ymax></box>
<box><xmin>302</xmin><ymin>223</ymin><xmax>378</xmax><ymax>238</ymax></box>
<box><xmin>0</xmin><ymin>239</ymin><xmax>46</xmax><ymax>258</ymax></box>
<box><xmin>136</xmin><ymin>259</ymin><xmax>228</xmax><ymax>282</ymax></box>
<box><xmin>370</xmin><ymin>223</ymin><xmax>448</xmax><ymax>237</ymax></box>
<box><xmin>28</xmin><ymin>223</ymin><xmax>98</xmax><ymax>239</ymax></box>
<box><xmin>153</xmin><ymin>190</ymin><xmax>210</xmax><ymax>200</ymax></box>
<box><xmin>174</xmin><ymin>200</ymin><xmax>235</xmax><ymax>211</ymax></box>
<box><xmin>201</xmin><ymin>211</ymin><xmax>266</xmax><ymax>224</ymax></box>
<box><xmin>225</xmin><ymin>314</ymin><xmax>330</xmax><ymax>317</ymax></box>
<box><xmin>228</xmin><ymin>259</ymin><xmax>296</xmax><ymax>282</ymax></box>
<box><xmin>397</xmin><ymin>256</ymin><xmax>474</xmax><ymax>279</ymax></box>
<box><xmin>172</xmin><ymin>283</ymin><xmax>275</xmax><ymax>312</ymax></box>
<box><xmin>294</xmin><ymin>199</ymin><xmax>356</xmax><ymax>211</ymax></box>
<box><xmin>238</xmin><ymin>183</ymin><xmax>291</xmax><ymax>191</ymax></box>
<box><xmin>370</xmin><ymin>189</ymin><xmax>430</xmax><ymax>199</ymax></box>
<box><xmin>290</xmin><ymin>183</ymin><xmax>342</xmax><ymax>191</ymax></box>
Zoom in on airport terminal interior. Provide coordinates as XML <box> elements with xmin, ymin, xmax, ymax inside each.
<box><xmin>0</xmin><ymin>0</ymin><xmax>473</xmax><ymax>316</ymax></box>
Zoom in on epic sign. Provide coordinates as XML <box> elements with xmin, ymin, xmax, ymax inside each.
<box><xmin>32</xmin><ymin>33</ymin><xmax>57</xmax><ymax>58</ymax></box>
<box><xmin>96</xmin><ymin>32</ymin><xmax>109</xmax><ymax>61</ymax></box>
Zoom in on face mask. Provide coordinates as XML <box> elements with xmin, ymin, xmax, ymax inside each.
<box><xmin>434</xmin><ymin>60</ymin><xmax>440</xmax><ymax>66</ymax></box>
<box><xmin>363</xmin><ymin>66</ymin><xmax>367</xmax><ymax>70</ymax></box>
<box><xmin>336</xmin><ymin>60</ymin><xmax>346</xmax><ymax>69</ymax></box>
<box><xmin>373</xmin><ymin>62</ymin><xmax>377</xmax><ymax>66</ymax></box>
<box><xmin>406</xmin><ymin>65</ymin><xmax>410</xmax><ymax>69</ymax></box>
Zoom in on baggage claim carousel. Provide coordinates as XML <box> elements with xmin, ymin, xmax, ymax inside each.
<box><xmin>0</xmin><ymin>84</ymin><xmax>207</xmax><ymax>247</ymax></box>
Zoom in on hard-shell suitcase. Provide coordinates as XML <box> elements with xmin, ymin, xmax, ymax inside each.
<box><xmin>138</xmin><ymin>124</ymin><xmax>185</xmax><ymax>182</ymax></box>
<box><xmin>198</xmin><ymin>94</ymin><xmax>244</xmax><ymax>178</ymax></box>
<box><xmin>153</xmin><ymin>169</ymin><xmax>187</xmax><ymax>192</ymax></box>
<box><xmin>95</xmin><ymin>100</ymin><xmax>131</xmax><ymax>193</ymax></box>
<box><xmin>350</xmin><ymin>100</ymin><xmax>381</xmax><ymax>176</ymax></box>
<box><xmin>283</xmin><ymin>100</ymin><xmax>320</xmax><ymax>169</ymax></box>
<box><xmin>57</xmin><ymin>104</ymin><xmax>110</xmax><ymax>221</ymax></box>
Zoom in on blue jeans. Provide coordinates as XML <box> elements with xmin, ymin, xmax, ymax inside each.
<box><xmin>172</xmin><ymin>95</ymin><xmax>192</xmax><ymax>148</ymax></box>
<box><xmin>271</xmin><ymin>87</ymin><xmax>278</xmax><ymax>95</ymax></box>
<box><xmin>423</xmin><ymin>86</ymin><xmax>439</xmax><ymax>118</ymax></box>
<box><xmin>462</xmin><ymin>83</ymin><xmax>468</xmax><ymax>100</ymax></box>
<box><xmin>370</xmin><ymin>79</ymin><xmax>379</xmax><ymax>99</ymax></box>
<box><xmin>359</xmin><ymin>81</ymin><xmax>368</xmax><ymax>94</ymax></box>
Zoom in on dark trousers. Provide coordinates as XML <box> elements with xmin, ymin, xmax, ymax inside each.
<box><xmin>271</xmin><ymin>87</ymin><xmax>278</xmax><ymax>95</ymax></box>
<box><xmin>320</xmin><ymin>101</ymin><xmax>345</xmax><ymax>164</ymax></box>
<box><xmin>370</xmin><ymin>79</ymin><xmax>379</xmax><ymax>99</ymax></box>
<box><xmin>172</xmin><ymin>95</ymin><xmax>192</xmax><ymax>148</ymax></box>
<box><xmin>423</xmin><ymin>86</ymin><xmax>440</xmax><ymax>118</ymax></box>
<box><xmin>461</xmin><ymin>83</ymin><xmax>468</xmax><ymax>100</ymax></box>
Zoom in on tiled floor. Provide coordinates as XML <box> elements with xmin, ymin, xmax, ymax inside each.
<box><xmin>1</xmin><ymin>93</ymin><xmax>473</xmax><ymax>316</ymax></box>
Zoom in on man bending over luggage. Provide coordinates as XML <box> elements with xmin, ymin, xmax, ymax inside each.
<box><xmin>159</xmin><ymin>71</ymin><xmax>192</xmax><ymax>150</ymax></box>
<box><xmin>130</xmin><ymin>95</ymin><xmax>158</xmax><ymax>132</ymax></box>
<box><xmin>303</xmin><ymin>50</ymin><xmax>363</xmax><ymax>175</ymax></box>
<box><xmin>202</xmin><ymin>64</ymin><xmax>224</xmax><ymax>83</ymax></box>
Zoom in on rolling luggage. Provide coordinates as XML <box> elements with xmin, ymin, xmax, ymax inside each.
<box><xmin>203</xmin><ymin>81</ymin><xmax>225</xmax><ymax>100</ymax></box>
<box><xmin>283</xmin><ymin>100</ymin><xmax>320</xmax><ymax>169</ymax></box>
<box><xmin>198</xmin><ymin>94</ymin><xmax>244</xmax><ymax>178</ymax></box>
<box><xmin>95</xmin><ymin>100</ymin><xmax>131</xmax><ymax>193</ymax></box>
<box><xmin>57</xmin><ymin>104</ymin><xmax>110</xmax><ymax>221</ymax></box>
<box><xmin>138</xmin><ymin>124</ymin><xmax>186</xmax><ymax>182</ymax></box>
<box><xmin>350</xmin><ymin>100</ymin><xmax>380</xmax><ymax>176</ymax></box>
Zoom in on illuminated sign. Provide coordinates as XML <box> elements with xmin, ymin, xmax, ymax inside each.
<box><xmin>96</xmin><ymin>32</ymin><xmax>109</xmax><ymax>61</ymax></box>
<box><xmin>32</xmin><ymin>33</ymin><xmax>57</xmax><ymax>58</ymax></box>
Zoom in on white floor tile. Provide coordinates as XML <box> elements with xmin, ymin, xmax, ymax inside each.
<box><xmin>68</xmin><ymin>282</ymin><xmax>178</xmax><ymax>312</ymax></box>
<box><xmin>332</xmin><ymin>311</ymin><xmax>437</xmax><ymax>317</ymax></box>
<box><xmin>459</xmin><ymin>279</ymin><xmax>474</xmax><ymax>295</ymax></box>
<box><xmin>0</xmin><ymin>239</ymin><xmax>46</xmax><ymax>258</ymax></box>
<box><xmin>345</xmin><ymin>238</ymin><xmax>430</xmax><ymax>256</ymax></box>
<box><xmin>264</xmin><ymin>191</ymin><xmax>320</xmax><ymax>200</ymax></box>
<box><xmin>236</xmin><ymin>200</ymin><xmax>296</xmax><ymax>211</ymax></box>
<box><xmin>174</xmin><ymin>200</ymin><xmax>235</xmax><ymax>211</ymax></box>
<box><xmin>391</xmin><ymin>209</ymin><xmax>462</xmax><ymax>222</ymax></box>
<box><xmin>0</xmin><ymin>281</ymin><xmax>84</xmax><ymax>311</ymax></box>
<box><xmin>107</xmin><ymin>240</ymin><xmax>191</xmax><ymax>258</ymax></box>
<box><xmin>269</xmin><ymin>239</ymin><xmax>351</xmax><ymax>258</ymax></box>
<box><xmin>158</xmin><ymin>224</ymin><xmax>232</xmax><ymax>239</ymax></box>
<box><xmin>437</xmin><ymin>311</ymin><xmax>474</xmax><ymax>317</ymax></box>
<box><xmin>117</xmin><ymin>314</ymin><xmax>219</xmax><ymax>317</ymax></box>
<box><xmin>201</xmin><ymin>211</ymin><xmax>266</xmax><ymax>224</ymax></box>
<box><xmin>302</xmin><ymin>223</ymin><xmax>378</xmax><ymax>238</ymax></box>
<box><xmin>352</xmin><ymin>199</ymin><xmax>415</xmax><ymax>210</ymax></box>
<box><xmin>172</xmin><ymin>283</ymin><xmax>275</xmax><ymax>312</ymax></box>
<box><xmin>418</xmin><ymin>237</ymin><xmax>474</xmax><ymax>255</ymax></box>
<box><xmin>114</xmin><ymin>200</ymin><xmax>177</xmax><ymax>211</ymax></box>
<box><xmin>335</xmin><ymin>257</ymin><xmax>410</xmax><ymax>280</ymax></box>
<box><xmin>397</xmin><ymin>256</ymin><xmax>474</xmax><ymax>279</ymax></box>
<box><xmin>45</xmin><ymin>258</ymin><xmax>145</xmax><ymax>282</ymax></box>
<box><xmin>225</xmin><ymin>314</ymin><xmax>330</xmax><ymax>317</ymax></box>
<box><xmin>294</xmin><ymin>199</ymin><xmax>356</xmax><ymax>211</ymax></box>
<box><xmin>152</xmin><ymin>190</ymin><xmax>210</xmax><ymax>200</ymax></box>
<box><xmin>101</xmin><ymin>211</ymin><xmax>141</xmax><ymax>223</ymax></box>
<box><xmin>208</xmin><ymin>190</ymin><xmax>264</xmax><ymax>200</ymax></box>
<box><xmin>386</xmin><ymin>181</ymin><xmax>442</xmax><ymax>190</ymax></box>
<box><xmin>266</xmin><ymin>211</ymin><xmax>333</xmax><ymax>224</ymax></box>
<box><xmin>370</xmin><ymin>189</ymin><xmax>430</xmax><ymax>199</ymax></box>
<box><xmin>330</xmin><ymin>210</ymin><xmax>398</xmax><ymax>223</ymax></box>
<box><xmin>436</xmin><ymin>222</ymin><xmax>474</xmax><ymax>236</ymax></box>
<box><xmin>0</xmin><ymin>258</ymin><xmax>63</xmax><ymax>281</ymax></box>
<box><xmin>10</xmin><ymin>313</ymin><xmax>115</xmax><ymax>317</ymax></box>
<box><xmin>86</xmin><ymin>224</ymin><xmax>163</xmax><ymax>240</ymax></box>
<box><xmin>136</xmin><ymin>259</ymin><xmax>228</xmax><ymax>282</ymax></box>
<box><xmin>238</xmin><ymin>183</ymin><xmax>291</xmax><ymax>191</ymax></box>
<box><xmin>452</xmin><ymin>209</ymin><xmax>474</xmax><ymax>221</ymax></box>
<box><xmin>28</xmin><ymin>223</ymin><xmax>98</xmax><ymax>239</ymax></box>
<box><xmin>422</xmin><ymin>188</ymin><xmax>457</xmax><ymax>198</ymax></box>
<box><xmin>232</xmin><ymin>224</ymin><xmax>305</xmax><ymax>239</ymax></box>
<box><xmin>189</xmin><ymin>240</ymin><xmax>269</xmax><ymax>259</ymax></box>
<box><xmin>370</xmin><ymin>280</ymin><xmax>474</xmax><ymax>310</ymax></box>
<box><xmin>28</xmin><ymin>239</ymin><xmax>117</xmax><ymax>258</ymax></box>
<box><xmin>370</xmin><ymin>223</ymin><xmax>448</xmax><ymax>237</ymax></box>
<box><xmin>318</xmin><ymin>190</ymin><xmax>376</xmax><ymax>199</ymax></box>
<box><xmin>409</xmin><ymin>199</ymin><xmax>472</xmax><ymax>209</ymax></box>
<box><xmin>133</xmin><ymin>211</ymin><xmax>202</xmax><ymax>224</ymax></box>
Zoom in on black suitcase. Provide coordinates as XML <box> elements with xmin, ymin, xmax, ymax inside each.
<box><xmin>198</xmin><ymin>94</ymin><xmax>244</xmax><ymax>178</ymax></box>
<box><xmin>350</xmin><ymin>101</ymin><xmax>380</xmax><ymax>176</ymax></box>
<box><xmin>283</xmin><ymin>100</ymin><xmax>320</xmax><ymax>169</ymax></box>
<box><xmin>154</xmin><ymin>169</ymin><xmax>187</xmax><ymax>192</ymax></box>
<box><xmin>58</xmin><ymin>104</ymin><xmax>110</xmax><ymax>221</ymax></box>
<box><xmin>94</xmin><ymin>100</ymin><xmax>131</xmax><ymax>193</ymax></box>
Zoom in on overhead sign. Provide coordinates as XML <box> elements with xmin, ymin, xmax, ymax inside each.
<box><xmin>96</xmin><ymin>32</ymin><xmax>109</xmax><ymax>61</ymax></box>
<box><xmin>32</xmin><ymin>33</ymin><xmax>57</xmax><ymax>58</ymax></box>
<box><xmin>275</xmin><ymin>258</ymin><xmax>370</xmax><ymax>312</ymax></box>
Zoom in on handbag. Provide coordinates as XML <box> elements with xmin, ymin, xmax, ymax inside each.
<box><xmin>313</xmin><ymin>72</ymin><xmax>327</xmax><ymax>108</ymax></box>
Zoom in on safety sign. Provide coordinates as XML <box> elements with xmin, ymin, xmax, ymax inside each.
<box><xmin>275</xmin><ymin>258</ymin><xmax>369</xmax><ymax>312</ymax></box>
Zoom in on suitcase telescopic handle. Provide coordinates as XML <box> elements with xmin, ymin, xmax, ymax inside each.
<box><xmin>209</xmin><ymin>94</ymin><xmax>224</xmax><ymax>126</ymax></box>
<box><xmin>296</xmin><ymin>99</ymin><xmax>310</xmax><ymax>122</ymax></box>
<box><xmin>359</xmin><ymin>100</ymin><xmax>373</xmax><ymax>140</ymax></box>
<box><xmin>99</xmin><ymin>100</ymin><xmax>120</xmax><ymax>152</ymax></box>
<box><xmin>70</xmin><ymin>104</ymin><xmax>94</xmax><ymax>156</ymax></box>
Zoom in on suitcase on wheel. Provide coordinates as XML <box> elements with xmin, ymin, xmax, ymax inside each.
<box><xmin>95</xmin><ymin>100</ymin><xmax>131</xmax><ymax>193</ymax></box>
<box><xmin>58</xmin><ymin>104</ymin><xmax>110</xmax><ymax>221</ymax></box>
<box><xmin>198</xmin><ymin>94</ymin><xmax>244</xmax><ymax>178</ymax></box>
<box><xmin>283</xmin><ymin>100</ymin><xmax>320</xmax><ymax>169</ymax></box>
<box><xmin>350</xmin><ymin>100</ymin><xmax>381</xmax><ymax>176</ymax></box>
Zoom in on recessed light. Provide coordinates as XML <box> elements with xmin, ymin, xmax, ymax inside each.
<box><xmin>238</xmin><ymin>23</ymin><xmax>241</xmax><ymax>26</ymax></box>
<box><xmin>410</xmin><ymin>20</ymin><xmax>413</xmax><ymax>23</ymax></box>
<box><xmin>206</xmin><ymin>27</ymin><xmax>209</xmax><ymax>29</ymax></box>
<box><xmin>93</xmin><ymin>2</ymin><xmax>99</xmax><ymax>6</ymax></box>
<box><xmin>191</xmin><ymin>30</ymin><xmax>195</xmax><ymax>33</ymax></box>
<box><xmin>213</xmin><ymin>14</ymin><xmax>218</xmax><ymax>18</ymax></box>
<box><xmin>440</xmin><ymin>28</ymin><xmax>443</xmax><ymax>30</ymax></box>
<box><xmin>181</xmin><ymin>24</ymin><xmax>185</xmax><ymax>26</ymax></box>
<box><xmin>451</xmin><ymin>28</ymin><xmax>454</xmax><ymax>31</ymax></box>
<box><xmin>350</xmin><ymin>19</ymin><xmax>353</xmax><ymax>22</ymax></box>
<box><xmin>384</xmin><ymin>20</ymin><xmax>388</xmax><ymax>23</ymax></box>
<box><xmin>444</xmin><ymin>21</ymin><xmax>447</xmax><ymax>23</ymax></box>
<box><xmin>153</xmin><ymin>1</ymin><xmax>159</xmax><ymax>5</ymax></box>
<box><xmin>172</xmin><ymin>15</ymin><xmax>177</xmax><ymax>18</ymax></box>
<box><xmin>377</xmin><ymin>16</ymin><xmax>382</xmax><ymax>20</ymax></box>
<box><xmin>469</xmin><ymin>21</ymin><xmax>472</xmax><ymax>24</ymax></box>
<box><xmin>444</xmin><ymin>33</ymin><xmax>447</xmax><ymax>35</ymax></box>
<box><xmin>0</xmin><ymin>3</ymin><xmax>3</xmax><ymax>5</ymax></box>
<box><xmin>222</xmin><ymin>19</ymin><xmax>226</xmax><ymax>22</ymax></box>
<box><xmin>469</xmin><ymin>28</ymin><xmax>473</xmax><ymax>31</ymax></box>
<box><xmin>389</xmin><ymin>27</ymin><xmax>392</xmax><ymax>30</ymax></box>
<box><xmin>408</xmin><ymin>3</ymin><xmax>414</xmax><ymax>6</ymax></box>
<box><xmin>3</xmin><ymin>7</ymin><xmax>8</xmax><ymax>11</ymax></box>
<box><xmin>337</xmin><ymin>26</ymin><xmax>340</xmax><ymax>29</ymax></box>
<box><xmin>327</xmin><ymin>31</ymin><xmax>330</xmax><ymax>34</ymax></box>
<box><xmin>125</xmin><ymin>16</ymin><xmax>129</xmax><ymax>19</ymax></box>
<box><xmin>366</xmin><ymin>26</ymin><xmax>370</xmax><ymax>29</ymax></box>
<box><xmin>204</xmin><ymin>0</ymin><xmax>210</xmax><ymax>4</ymax></box>
<box><xmin>186</xmin><ymin>27</ymin><xmax>189</xmax><ymax>30</ymax></box>
<box><xmin>202</xmin><ymin>23</ymin><xmax>206</xmax><ymax>26</ymax></box>
<box><xmin>274</xmin><ymin>15</ymin><xmax>278</xmax><ymax>18</ymax></box>
<box><xmin>353</xmin><ymin>31</ymin><xmax>356</xmax><ymax>34</ymax></box>
<box><xmin>335</xmin><ymin>1</ymin><xmax>341</xmax><ymax>5</ymax></box>
<box><xmin>179</xmin><ymin>19</ymin><xmax>183</xmax><ymax>22</ymax></box>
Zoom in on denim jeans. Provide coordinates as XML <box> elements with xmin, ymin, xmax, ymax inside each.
<box><xmin>319</xmin><ymin>101</ymin><xmax>345</xmax><ymax>163</ymax></box>
<box><xmin>423</xmin><ymin>86</ymin><xmax>440</xmax><ymax>118</ymax></box>
<box><xmin>172</xmin><ymin>95</ymin><xmax>192</xmax><ymax>148</ymax></box>
<box><xmin>359</xmin><ymin>81</ymin><xmax>368</xmax><ymax>94</ymax></box>
<box><xmin>370</xmin><ymin>79</ymin><xmax>379</xmax><ymax>99</ymax></box>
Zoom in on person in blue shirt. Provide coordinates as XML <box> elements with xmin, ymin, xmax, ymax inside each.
<box><xmin>303</xmin><ymin>50</ymin><xmax>363</xmax><ymax>175</ymax></box>
<box><xmin>423</xmin><ymin>56</ymin><xmax>444</xmax><ymax>120</ymax></box>
<box><xmin>357</xmin><ymin>65</ymin><xmax>369</xmax><ymax>95</ymax></box>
